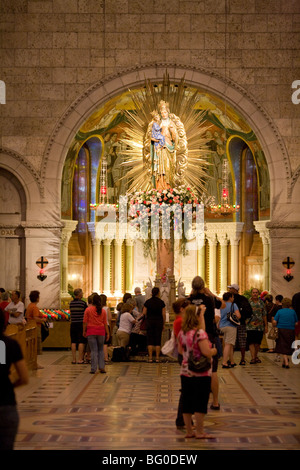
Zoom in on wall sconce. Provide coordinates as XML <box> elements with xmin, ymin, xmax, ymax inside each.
<box><xmin>36</xmin><ymin>256</ymin><xmax>48</xmax><ymax>282</ymax></box>
<box><xmin>37</xmin><ymin>269</ymin><xmax>47</xmax><ymax>282</ymax></box>
<box><xmin>282</xmin><ymin>257</ymin><xmax>294</xmax><ymax>282</ymax></box>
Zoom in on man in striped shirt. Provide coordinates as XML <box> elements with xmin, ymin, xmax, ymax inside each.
<box><xmin>70</xmin><ymin>288</ymin><xmax>88</xmax><ymax>364</ymax></box>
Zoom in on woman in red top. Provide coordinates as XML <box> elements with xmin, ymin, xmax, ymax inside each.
<box><xmin>83</xmin><ymin>293</ymin><xmax>109</xmax><ymax>374</ymax></box>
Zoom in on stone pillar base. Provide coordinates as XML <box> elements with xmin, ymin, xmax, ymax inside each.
<box><xmin>60</xmin><ymin>292</ymin><xmax>73</xmax><ymax>309</ymax></box>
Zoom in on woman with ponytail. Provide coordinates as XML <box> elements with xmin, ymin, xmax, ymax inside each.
<box><xmin>83</xmin><ymin>293</ymin><xmax>110</xmax><ymax>374</ymax></box>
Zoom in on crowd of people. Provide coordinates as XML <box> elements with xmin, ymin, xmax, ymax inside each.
<box><xmin>0</xmin><ymin>281</ymin><xmax>299</xmax><ymax>446</ymax></box>
<box><xmin>69</xmin><ymin>286</ymin><xmax>167</xmax><ymax>373</ymax></box>
<box><xmin>170</xmin><ymin>278</ymin><xmax>300</xmax><ymax>437</ymax></box>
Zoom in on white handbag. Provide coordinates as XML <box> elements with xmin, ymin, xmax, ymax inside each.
<box><xmin>161</xmin><ymin>330</ymin><xmax>178</xmax><ymax>359</ymax></box>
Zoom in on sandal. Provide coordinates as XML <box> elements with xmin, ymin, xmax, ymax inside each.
<box><xmin>239</xmin><ymin>360</ymin><xmax>246</xmax><ymax>365</ymax></box>
<box><xmin>250</xmin><ymin>359</ymin><xmax>256</xmax><ymax>364</ymax></box>
<box><xmin>255</xmin><ymin>358</ymin><xmax>261</xmax><ymax>363</ymax></box>
<box><xmin>185</xmin><ymin>434</ymin><xmax>195</xmax><ymax>438</ymax></box>
<box><xmin>210</xmin><ymin>404</ymin><xmax>220</xmax><ymax>410</ymax></box>
<box><xmin>71</xmin><ymin>361</ymin><xmax>76</xmax><ymax>364</ymax></box>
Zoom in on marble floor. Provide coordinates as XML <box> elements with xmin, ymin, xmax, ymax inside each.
<box><xmin>13</xmin><ymin>350</ymin><xmax>300</xmax><ymax>451</ymax></box>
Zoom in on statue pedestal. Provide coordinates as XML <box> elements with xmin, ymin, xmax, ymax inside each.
<box><xmin>156</xmin><ymin>238</ymin><xmax>174</xmax><ymax>278</ymax></box>
<box><xmin>155</xmin><ymin>235</ymin><xmax>176</xmax><ymax>320</ymax></box>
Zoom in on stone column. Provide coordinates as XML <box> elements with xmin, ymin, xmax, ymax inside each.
<box><xmin>87</xmin><ymin>222</ymin><xmax>102</xmax><ymax>293</ymax></box>
<box><xmin>229</xmin><ymin>237</ymin><xmax>239</xmax><ymax>286</ymax></box>
<box><xmin>61</xmin><ymin>220</ymin><xmax>78</xmax><ymax>299</ymax></box>
<box><xmin>197</xmin><ymin>237</ymin><xmax>206</xmax><ymax>279</ymax></box>
<box><xmin>125</xmin><ymin>238</ymin><xmax>134</xmax><ymax>293</ymax></box>
<box><xmin>227</xmin><ymin>222</ymin><xmax>244</xmax><ymax>287</ymax></box>
<box><xmin>206</xmin><ymin>233</ymin><xmax>218</xmax><ymax>294</ymax></box>
<box><xmin>218</xmin><ymin>234</ymin><xmax>229</xmax><ymax>294</ymax></box>
<box><xmin>254</xmin><ymin>220</ymin><xmax>270</xmax><ymax>291</ymax></box>
<box><xmin>114</xmin><ymin>239</ymin><xmax>124</xmax><ymax>296</ymax></box>
<box><xmin>103</xmin><ymin>238</ymin><xmax>112</xmax><ymax>295</ymax></box>
<box><xmin>92</xmin><ymin>238</ymin><xmax>101</xmax><ymax>293</ymax></box>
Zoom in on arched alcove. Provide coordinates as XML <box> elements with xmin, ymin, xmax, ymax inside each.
<box><xmin>0</xmin><ymin>168</ymin><xmax>27</xmax><ymax>293</ymax></box>
<box><xmin>42</xmin><ymin>64</ymin><xmax>294</xmax><ymax>296</ymax></box>
<box><xmin>57</xmin><ymin>73</ymin><xmax>274</xmax><ymax>293</ymax></box>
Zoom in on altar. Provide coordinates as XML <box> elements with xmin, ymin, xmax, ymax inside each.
<box><xmin>58</xmin><ymin>74</ymin><xmax>270</xmax><ymax>308</ymax></box>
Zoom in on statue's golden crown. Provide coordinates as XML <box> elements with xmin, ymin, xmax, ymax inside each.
<box><xmin>158</xmin><ymin>100</ymin><xmax>169</xmax><ymax>112</ymax></box>
<box><xmin>150</xmin><ymin>110</ymin><xmax>159</xmax><ymax>118</ymax></box>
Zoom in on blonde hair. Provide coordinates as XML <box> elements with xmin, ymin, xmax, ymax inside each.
<box><xmin>181</xmin><ymin>304</ymin><xmax>199</xmax><ymax>334</ymax></box>
<box><xmin>282</xmin><ymin>297</ymin><xmax>292</xmax><ymax>308</ymax></box>
<box><xmin>121</xmin><ymin>302</ymin><xmax>133</xmax><ymax>314</ymax></box>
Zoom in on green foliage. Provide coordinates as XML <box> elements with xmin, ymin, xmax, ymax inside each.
<box><xmin>68</xmin><ymin>284</ymin><xmax>75</xmax><ymax>299</ymax></box>
<box><xmin>243</xmin><ymin>287</ymin><xmax>255</xmax><ymax>299</ymax></box>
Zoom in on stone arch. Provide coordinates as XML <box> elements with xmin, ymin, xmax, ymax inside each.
<box><xmin>0</xmin><ymin>165</ymin><xmax>28</xmax><ymax>294</ymax></box>
<box><xmin>0</xmin><ymin>167</ymin><xmax>26</xmax><ymax>221</ymax></box>
<box><xmin>43</xmin><ymin>64</ymin><xmax>293</xmax><ymax>212</ymax></box>
<box><xmin>0</xmin><ymin>147</ymin><xmax>42</xmax><ymax>211</ymax></box>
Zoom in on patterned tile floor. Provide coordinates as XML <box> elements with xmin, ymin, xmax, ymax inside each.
<box><xmin>14</xmin><ymin>350</ymin><xmax>300</xmax><ymax>451</ymax></box>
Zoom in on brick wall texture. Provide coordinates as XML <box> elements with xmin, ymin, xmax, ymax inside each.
<box><xmin>1</xmin><ymin>0</ymin><xmax>300</xmax><ymax>173</ymax></box>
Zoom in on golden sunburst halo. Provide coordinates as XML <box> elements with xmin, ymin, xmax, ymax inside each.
<box><xmin>119</xmin><ymin>72</ymin><xmax>212</xmax><ymax>198</ymax></box>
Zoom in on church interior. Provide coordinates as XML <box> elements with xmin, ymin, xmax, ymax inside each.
<box><xmin>0</xmin><ymin>0</ymin><xmax>299</xmax><ymax>453</ymax></box>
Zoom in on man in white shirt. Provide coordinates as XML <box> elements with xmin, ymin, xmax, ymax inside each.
<box><xmin>5</xmin><ymin>291</ymin><xmax>25</xmax><ymax>325</ymax></box>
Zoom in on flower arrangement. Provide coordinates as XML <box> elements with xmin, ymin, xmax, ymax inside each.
<box><xmin>128</xmin><ymin>187</ymin><xmax>200</xmax><ymax>258</ymax></box>
<box><xmin>128</xmin><ymin>187</ymin><xmax>199</xmax><ymax>209</ymax></box>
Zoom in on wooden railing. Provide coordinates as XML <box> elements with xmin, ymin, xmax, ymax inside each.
<box><xmin>5</xmin><ymin>320</ymin><xmax>38</xmax><ymax>372</ymax></box>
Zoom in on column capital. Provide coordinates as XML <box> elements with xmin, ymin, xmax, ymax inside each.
<box><xmin>62</xmin><ymin>220</ymin><xmax>78</xmax><ymax>232</ymax></box>
<box><xmin>228</xmin><ymin>234</ymin><xmax>241</xmax><ymax>246</ymax></box>
<box><xmin>253</xmin><ymin>220</ymin><xmax>270</xmax><ymax>245</ymax></box>
<box><xmin>61</xmin><ymin>219</ymin><xmax>78</xmax><ymax>244</ymax></box>
<box><xmin>217</xmin><ymin>233</ymin><xmax>229</xmax><ymax>245</ymax></box>
<box><xmin>91</xmin><ymin>238</ymin><xmax>101</xmax><ymax>247</ymax></box>
<box><xmin>225</xmin><ymin>222</ymin><xmax>244</xmax><ymax>245</ymax></box>
<box><xmin>205</xmin><ymin>233</ymin><xmax>217</xmax><ymax>245</ymax></box>
<box><xmin>114</xmin><ymin>238</ymin><xmax>124</xmax><ymax>246</ymax></box>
